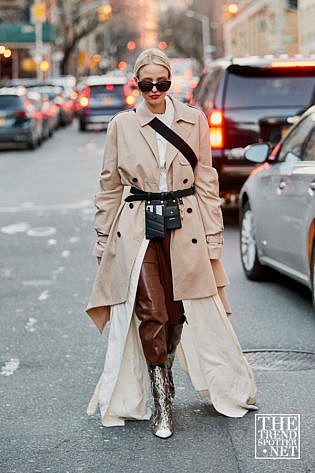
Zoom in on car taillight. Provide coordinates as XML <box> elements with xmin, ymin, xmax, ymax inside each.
<box><xmin>209</xmin><ymin>110</ymin><xmax>223</xmax><ymax>126</ymax></box>
<box><xmin>13</xmin><ymin>110</ymin><xmax>28</xmax><ymax>118</ymax></box>
<box><xmin>270</xmin><ymin>60</ymin><xmax>315</xmax><ymax>68</ymax></box>
<box><xmin>126</xmin><ymin>95</ymin><xmax>136</xmax><ymax>106</ymax></box>
<box><xmin>80</xmin><ymin>96</ymin><xmax>89</xmax><ymax>108</ymax></box>
<box><xmin>208</xmin><ymin>109</ymin><xmax>224</xmax><ymax>149</ymax></box>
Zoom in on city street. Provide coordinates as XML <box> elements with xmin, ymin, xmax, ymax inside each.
<box><xmin>0</xmin><ymin>122</ymin><xmax>314</xmax><ymax>473</ymax></box>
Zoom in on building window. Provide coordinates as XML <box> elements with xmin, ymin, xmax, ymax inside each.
<box><xmin>287</xmin><ymin>0</ymin><xmax>297</xmax><ymax>10</ymax></box>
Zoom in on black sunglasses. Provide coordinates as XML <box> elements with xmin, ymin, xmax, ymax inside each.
<box><xmin>137</xmin><ymin>80</ymin><xmax>171</xmax><ymax>92</ymax></box>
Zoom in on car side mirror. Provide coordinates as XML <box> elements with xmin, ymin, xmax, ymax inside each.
<box><xmin>244</xmin><ymin>143</ymin><xmax>271</xmax><ymax>163</ymax></box>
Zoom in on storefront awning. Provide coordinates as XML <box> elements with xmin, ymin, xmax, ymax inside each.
<box><xmin>0</xmin><ymin>23</ymin><xmax>54</xmax><ymax>44</ymax></box>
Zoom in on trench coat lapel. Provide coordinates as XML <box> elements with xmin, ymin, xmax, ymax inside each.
<box><xmin>135</xmin><ymin>101</ymin><xmax>160</xmax><ymax>167</ymax></box>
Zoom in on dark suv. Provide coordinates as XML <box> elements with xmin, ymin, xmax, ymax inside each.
<box><xmin>191</xmin><ymin>57</ymin><xmax>315</xmax><ymax>205</ymax></box>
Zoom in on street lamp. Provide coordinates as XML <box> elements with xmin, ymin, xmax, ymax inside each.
<box><xmin>185</xmin><ymin>9</ymin><xmax>212</xmax><ymax>67</ymax></box>
<box><xmin>32</xmin><ymin>2</ymin><xmax>46</xmax><ymax>80</ymax></box>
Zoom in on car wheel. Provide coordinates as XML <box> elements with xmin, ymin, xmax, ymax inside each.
<box><xmin>79</xmin><ymin>120</ymin><xmax>86</xmax><ymax>132</ymax></box>
<box><xmin>311</xmin><ymin>243</ymin><xmax>315</xmax><ymax>311</ymax></box>
<box><xmin>240</xmin><ymin>201</ymin><xmax>266</xmax><ymax>280</ymax></box>
<box><xmin>27</xmin><ymin>134</ymin><xmax>38</xmax><ymax>150</ymax></box>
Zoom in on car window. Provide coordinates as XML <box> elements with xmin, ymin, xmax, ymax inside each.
<box><xmin>0</xmin><ymin>95</ymin><xmax>23</xmax><ymax>110</ymax></box>
<box><xmin>201</xmin><ymin>68</ymin><xmax>222</xmax><ymax>103</ymax></box>
<box><xmin>89</xmin><ymin>85</ymin><xmax>125</xmax><ymax>98</ymax></box>
<box><xmin>225</xmin><ymin>72</ymin><xmax>315</xmax><ymax>108</ymax></box>
<box><xmin>303</xmin><ymin>126</ymin><xmax>315</xmax><ymax>161</ymax></box>
<box><xmin>278</xmin><ymin>114</ymin><xmax>315</xmax><ymax>162</ymax></box>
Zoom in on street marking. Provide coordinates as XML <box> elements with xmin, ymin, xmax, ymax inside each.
<box><xmin>1</xmin><ymin>222</ymin><xmax>29</xmax><ymax>234</ymax></box>
<box><xmin>1</xmin><ymin>268</ymin><xmax>13</xmax><ymax>277</ymax></box>
<box><xmin>52</xmin><ymin>266</ymin><xmax>65</xmax><ymax>280</ymax></box>
<box><xmin>22</xmin><ymin>280</ymin><xmax>55</xmax><ymax>287</ymax></box>
<box><xmin>25</xmin><ymin>318</ymin><xmax>37</xmax><ymax>332</ymax></box>
<box><xmin>61</xmin><ymin>250</ymin><xmax>71</xmax><ymax>258</ymax></box>
<box><xmin>1</xmin><ymin>358</ymin><xmax>20</xmax><ymax>376</ymax></box>
<box><xmin>47</xmin><ymin>239</ymin><xmax>58</xmax><ymax>245</ymax></box>
<box><xmin>38</xmin><ymin>290</ymin><xmax>50</xmax><ymax>301</ymax></box>
<box><xmin>27</xmin><ymin>227</ymin><xmax>56</xmax><ymax>237</ymax></box>
<box><xmin>0</xmin><ymin>200</ymin><xmax>92</xmax><ymax>213</ymax></box>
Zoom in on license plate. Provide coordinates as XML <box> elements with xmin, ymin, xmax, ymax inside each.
<box><xmin>102</xmin><ymin>97</ymin><xmax>113</xmax><ymax>105</ymax></box>
<box><xmin>281</xmin><ymin>127</ymin><xmax>290</xmax><ymax>138</ymax></box>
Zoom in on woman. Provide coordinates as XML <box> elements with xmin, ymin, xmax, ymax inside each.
<box><xmin>86</xmin><ymin>48</ymin><xmax>257</xmax><ymax>439</ymax></box>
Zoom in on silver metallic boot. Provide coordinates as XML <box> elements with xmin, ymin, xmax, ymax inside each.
<box><xmin>148</xmin><ymin>365</ymin><xmax>173</xmax><ymax>439</ymax></box>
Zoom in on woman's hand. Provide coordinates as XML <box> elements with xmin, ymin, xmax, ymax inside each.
<box><xmin>97</xmin><ymin>257</ymin><xmax>102</xmax><ymax>265</ymax></box>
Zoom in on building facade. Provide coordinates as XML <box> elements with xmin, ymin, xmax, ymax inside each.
<box><xmin>224</xmin><ymin>0</ymin><xmax>298</xmax><ymax>57</ymax></box>
<box><xmin>298</xmin><ymin>0</ymin><xmax>315</xmax><ymax>54</ymax></box>
<box><xmin>0</xmin><ymin>0</ymin><xmax>54</xmax><ymax>80</ymax></box>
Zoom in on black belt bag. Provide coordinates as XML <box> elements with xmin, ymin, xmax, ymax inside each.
<box><xmin>126</xmin><ymin>187</ymin><xmax>195</xmax><ymax>239</ymax></box>
<box><xmin>125</xmin><ymin>116</ymin><xmax>198</xmax><ymax>240</ymax></box>
<box><xmin>145</xmin><ymin>200</ymin><xmax>181</xmax><ymax>239</ymax></box>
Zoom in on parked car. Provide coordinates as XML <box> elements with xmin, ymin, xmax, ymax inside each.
<box><xmin>239</xmin><ymin>105</ymin><xmax>315</xmax><ymax>308</ymax></box>
<box><xmin>77</xmin><ymin>74</ymin><xmax>136</xmax><ymax>131</ymax></box>
<box><xmin>26</xmin><ymin>83</ymin><xmax>73</xmax><ymax>127</ymax></box>
<box><xmin>27</xmin><ymin>90</ymin><xmax>51</xmax><ymax>141</ymax></box>
<box><xmin>0</xmin><ymin>87</ymin><xmax>42</xmax><ymax>149</ymax></box>
<box><xmin>191</xmin><ymin>57</ymin><xmax>315</xmax><ymax>205</ymax></box>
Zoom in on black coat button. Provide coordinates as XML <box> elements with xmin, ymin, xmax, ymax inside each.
<box><xmin>192</xmin><ymin>238</ymin><xmax>197</xmax><ymax>244</ymax></box>
<box><xmin>183</xmin><ymin>178</ymin><xmax>188</xmax><ymax>184</ymax></box>
<box><xmin>117</xmin><ymin>231</ymin><xmax>121</xmax><ymax>238</ymax></box>
<box><xmin>129</xmin><ymin>203</ymin><xmax>134</xmax><ymax>209</ymax></box>
<box><xmin>187</xmin><ymin>208</ymin><xmax>192</xmax><ymax>213</ymax></box>
<box><xmin>132</xmin><ymin>177</ymin><xmax>138</xmax><ymax>183</ymax></box>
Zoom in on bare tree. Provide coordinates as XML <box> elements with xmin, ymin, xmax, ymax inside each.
<box><xmin>55</xmin><ymin>0</ymin><xmax>139</xmax><ymax>75</ymax></box>
<box><xmin>55</xmin><ymin>0</ymin><xmax>101</xmax><ymax>75</ymax></box>
<box><xmin>159</xmin><ymin>6</ymin><xmax>203</xmax><ymax>68</ymax></box>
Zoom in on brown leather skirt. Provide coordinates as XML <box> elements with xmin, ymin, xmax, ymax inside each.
<box><xmin>135</xmin><ymin>231</ymin><xmax>185</xmax><ymax>365</ymax></box>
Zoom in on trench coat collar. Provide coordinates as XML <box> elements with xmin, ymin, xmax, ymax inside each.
<box><xmin>135</xmin><ymin>96</ymin><xmax>197</xmax><ymax>170</ymax></box>
<box><xmin>136</xmin><ymin>95</ymin><xmax>196</xmax><ymax>127</ymax></box>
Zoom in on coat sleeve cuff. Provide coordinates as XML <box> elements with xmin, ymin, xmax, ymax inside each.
<box><xmin>206</xmin><ymin>233</ymin><xmax>223</xmax><ymax>260</ymax></box>
<box><xmin>92</xmin><ymin>236</ymin><xmax>108</xmax><ymax>258</ymax></box>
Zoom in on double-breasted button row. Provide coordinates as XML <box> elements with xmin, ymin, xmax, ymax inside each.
<box><xmin>192</xmin><ymin>238</ymin><xmax>197</xmax><ymax>244</ymax></box>
<box><xmin>187</xmin><ymin>208</ymin><xmax>192</xmax><ymax>213</ymax></box>
<box><xmin>117</xmin><ymin>231</ymin><xmax>121</xmax><ymax>238</ymax></box>
<box><xmin>129</xmin><ymin>203</ymin><xmax>134</xmax><ymax>209</ymax></box>
<box><xmin>132</xmin><ymin>177</ymin><xmax>138</xmax><ymax>183</ymax></box>
<box><xmin>183</xmin><ymin>178</ymin><xmax>188</xmax><ymax>184</ymax></box>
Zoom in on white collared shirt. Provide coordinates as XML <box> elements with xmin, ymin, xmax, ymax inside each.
<box><xmin>154</xmin><ymin>95</ymin><xmax>174</xmax><ymax>192</ymax></box>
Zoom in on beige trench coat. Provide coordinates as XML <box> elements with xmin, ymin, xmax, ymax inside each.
<box><xmin>86</xmin><ymin>97</ymin><xmax>257</xmax><ymax>424</ymax></box>
<box><xmin>86</xmin><ymin>96</ymin><xmax>231</xmax><ymax>332</ymax></box>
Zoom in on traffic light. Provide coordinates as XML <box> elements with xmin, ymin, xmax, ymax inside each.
<box><xmin>32</xmin><ymin>2</ymin><xmax>46</xmax><ymax>22</ymax></box>
<box><xmin>223</xmin><ymin>2</ymin><xmax>239</xmax><ymax>20</ymax></box>
<box><xmin>98</xmin><ymin>4</ymin><xmax>112</xmax><ymax>21</ymax></box>
<box><xmin>158</xmin><ymin>41</ymin><xmax>168</xmax><ymax>50</ymax></box>
<box><xmin>126</xmin><ymin>41</ymin><xmax>136</xmax><ymax>51</ymax></box>
<box><xmin>39</xmin><ymin>59</ymin><xmax>49</xmax><ymax>72</ymax></box>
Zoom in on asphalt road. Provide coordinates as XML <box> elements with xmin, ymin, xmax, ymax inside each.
<box><xmin>0</xmin><ymin>122</ymin><xmax>314</xmax><ymax>473</ymax></box>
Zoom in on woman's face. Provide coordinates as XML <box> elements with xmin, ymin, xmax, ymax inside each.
<box><xmin>137</xmin><ymin>63</ymin><xmax>170</xmax><ymax>113</ymax></box>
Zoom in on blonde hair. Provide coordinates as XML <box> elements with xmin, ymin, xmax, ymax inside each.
<box><xmin>133</xmin><ymin>48</ymin><xmax>171</xmax><ymax>79</ymax></box>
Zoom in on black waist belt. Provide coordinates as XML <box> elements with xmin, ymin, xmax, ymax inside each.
<box><xmin>125</xmin><ymin>186</ymin><xmax>195</xmax><ymax>202</ymax></box>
